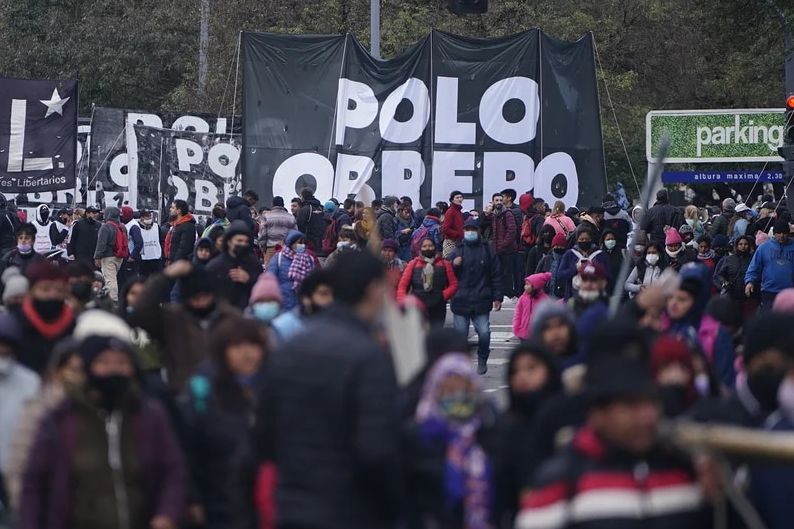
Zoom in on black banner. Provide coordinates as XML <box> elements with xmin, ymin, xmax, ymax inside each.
<box><xmin>242</xmin><ymin>30</ymin><xmax>606</xmax><ymax>209</ymax></box>
<box><xmin>0</xmin><ymin>77</ymin><xmax>77</xmax><ymax>194</ymax></box>
<box><xmin>133</xmin><ymin>125</ymin><xmax>242</xmax><ymax>220</ymax></box>
<box><xmin>89</xmin><ymin>107</ymin><xmax>239</xmax><ymax>210</ymax></box>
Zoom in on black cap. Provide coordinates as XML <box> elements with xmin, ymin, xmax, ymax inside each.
<box><xmin>586</xmin><ymin>355</ymin><xmax>656</xmax><ymax>404</ymax></box>
<box><xmin>85</xmin><ymin>206</ymin><xmax>99</xmax><ymax>213</ymax></box>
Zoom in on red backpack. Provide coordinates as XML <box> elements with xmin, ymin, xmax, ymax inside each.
<box><xmin>520</xmin><ymin>215</ymin><xmax>537</xmax><ymax>246</ymax></box>
<box><xmin>108</xmin><ymin>221</ymin><xmax>129</xmax><ymax>259</ymax></box>
<box><xmin>321</xmin><ymin>216</ymin><xmax>338</xmax><ymax>255</ymax></box>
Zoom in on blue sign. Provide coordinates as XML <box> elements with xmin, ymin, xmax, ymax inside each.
<box><xmin>661</xmin><ymin>170</ymin><xmax>785</xmax><ymax>184</ymax></box>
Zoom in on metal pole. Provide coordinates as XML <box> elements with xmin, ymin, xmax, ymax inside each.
<box><xmin>370</xmin><ymin>0</ymin><xmax>380</xmax><ymax>59</ymax></box>
<box><xmin>199</xmin><ymin>0</ymin><xmax>210</xmax><ymax>97</ymax></box>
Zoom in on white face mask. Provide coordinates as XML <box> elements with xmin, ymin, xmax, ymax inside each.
<box><xmin>666</xmin><ymin>246</ymin><xmax>682</xmax><ymax>258</ymax></box>
<box><xmin>646</xmin><ymin>254</ymin><xmax>659</xmax><ymax>266</ymax></box>
<box><xmin>634</xmin><ymin>244</ymin><xmax>646</xmax><ymax>253</ymax></box>
<box><xmin>578</xmin><ymin>289</ymin><xmax>600</xmax><ymax>302</ymax></box>
<box><xmin>604</xmin><ymin>240</ymin><xmax>617</xmax><ymax>250</ymax></box>
<box><xmin>337</xmin><ymin>240</ymin><xmax>351</xmax><ymax>249</ymax></box>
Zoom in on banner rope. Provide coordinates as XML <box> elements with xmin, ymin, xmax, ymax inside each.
<box><xmin>744</xmin><ymin>110</ymin><xmax>792</xmax><ymax>207</ymax></box>
<box><xmin>85</xmin><ymin>126</ymin><xmax>125</xmax><ymax>191</ymax></box>
<box><xmin>592</xmin><ymin>36</ymin><xmax>641</xmax><ymax>198</ymax></box>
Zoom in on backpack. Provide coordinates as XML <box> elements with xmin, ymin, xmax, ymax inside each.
<box><xmin>321</xmin><ymin>216</ymin><xmax>339</xmax><ymax>255</ymax></box>
<box><xmin>520</xmin><ymin>215</ymin><xmax>538</xmax><ymax>246</ymax></box>
<box><xmin>410</xmin><ymin>225</ymin><xmax>432</xmax><ymax>257</ymax></box>
<box><xmin>108</xmin><ymin>221</ymin><xmax>129</xmax><ymax>258</ymax></box>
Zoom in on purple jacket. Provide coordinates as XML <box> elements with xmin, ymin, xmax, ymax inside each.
<box><xmin>17</xmin><ymin>396</ymin><xmax>186</xmax><ymax>529</ymax></box>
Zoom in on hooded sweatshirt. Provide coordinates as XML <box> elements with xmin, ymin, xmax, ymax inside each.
<box><xmin>744</xmin><ymin>236</ymin><xmax>794</xmax><ymax>294</ymax></box>
<box><xmin>205</xmin><ymin>220</ymin><xmax>263</xmax><ymax>309</ymax></box>
<box><xmin>32</xmin><ymin>205</ymin><xmax>53</xmax><ymax>253</ymax></box>
<box><xmin>513</xmin><ymin>273</ymin><xmax>551</xmax><ymax>339</ymax></box>
<box><xmin>93</xmin><ymin>207</ymin><xmax>122</xmax><ymax>259</ymax></box>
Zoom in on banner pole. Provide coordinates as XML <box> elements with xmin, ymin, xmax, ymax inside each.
<box><xmin>370</xmin><ymin>0</ymin><xmax>380</xmax><ymax>59</ymax></box>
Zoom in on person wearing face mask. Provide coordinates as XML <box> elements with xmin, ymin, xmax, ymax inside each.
<box><xmin>18</xmin><ymin>310</ymin><xmax>186</xmax><ymax>529</ymax></box>
<box><xmin>397</xmin><ymin>237</ymin><xmax>458</xmax><ymax>327</ymax></box>
<box><xmin>0</xmin><ymin>194</ymin><xmax>20</xmax><ymax>256</ymax></box>
<box><xmin>405</xmin><ymin>353</ymin><xmax>498</xmax><ymax>529</ymax></box>
<box><xmin>556</xmin><ymin>226</ymin><xmax>608</xmax><ymax>300</ymax></box>
<box><xmin>568</xmin><ymin>261</ymin><xmax>609</xmax><ymax>320</ymax></box>
<box><xmin>67</xmin><ymin>205</ymin><xmax>101</xmax><ymax>268</ymax></box>
<box><xmin>65</xmin><ymin>260</ymin><xmax>114</xmax><ymax>313</ymax></box>
<box><xmin>599</xmin><ymin>230</ymin><xmax>623</xmax><ymax>293</ymax></box>
<box><xmin>191</xmin><ymin>237</ymin><xmax>215</xmax><ymax>270</ymax></box>
<box><xmin>0</xmin><ymin>223</ymin><xmax>47</xmax><ymax>276</ymax></box>
<box><xmin>206</xmin><ymin>220</ymin><xmax>263</xmax><ymax>310</ymax></box>
<box><xmin>182</xmin><ymin>317</ymin><xmax>268</xmax><ymax>529</ymax></box>
<box><xmin>266</xmin><ymin>229</ymin><xmax>316</xmax><ymax>311</ymax></box>
<box><xmin>663</xmin><ymin>227</ymin><xmax>697</xmax><ymax>272</ymax></box>
<box><xmin>30</xmin><ymin>204</ymin><xmax>54</xmax><ymax>254</ymax></box>
<box><xmin>128</xmin><ymin>209</ymin><xmax>163</xmax><ymax>279</ymax></box>
<box><xmin>745</xmin><ymin>218</ymin><xmax>794</xmax><ymax>313</ymax></box>
<box><xmin>323</xmin><ymin>227</ymin><xmax>359</xmax><ymax>269</ymax></box>
<box><xmin>624</xmin><ymin>242</ymin><xmax>665</xmax><ymax>298</ymax></box>
<box><xmin>513</xmin><ymin>273</ymin><xmax>551</xmax><ymax>340</ymax></box>
<box><xmin>270</xmin><ymin>268</ymin><xmax>334</xmax><ymax>345</ymax></box>
<box><xmin>536</xmin><ymin>232</ymin><xmax>568</xmax><ymax>298</ymax></box>
<box><xmin>678</xmin><ymin>222</ymin><xmax>697</xmax><ymax>248</ymax></box>
<box><xmin>492</xmin><ymin>342</ymin><xmax>562</xmax><ymax>527</ymax></box>
<box><xmin>129</xmin><ymin>261</ymin><xmax>240</xmax><ymax>392</ymax></box>
<box><xmin>524</xmin><ymin>224</ymin><xmax>555</xmax><ymax>277</ymax></box>
<box><xmin>650</xmin><ymin>335</ymin><xmax>700</xmax><ymax>418</ymax></box>
<box><xmin>380</xmin><ymin>238</ymin><xmax>406</xmax><ymax>289</ymax></box>
<box><xmin>0</xmin><ymin>312</ymin><xmax>40</xmax><ymax>489</ymax></box>
<box><xmin>714</xmin><ymin>235</ymin><xmax>758</xmax><ymax>317</ymax></box>
<box><xmin>246</xmin><ymin>272</ymin><xmax>283</xmax><ymax>326</ymax></box>
<box><xmin>4</xmin><ymin>338</ymin><xmax>83</xmax><ymax>512</ymax></box>
<box><xmin>10</xmin><ymin>261</ymin><xmax>75</xmax><ymax>375</ymax></box>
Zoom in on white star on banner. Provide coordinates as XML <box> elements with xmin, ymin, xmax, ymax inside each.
<box><xmin>40</xmin><ymin>88</ymin><xmax>70</xmax><ymax>118</ymax></box>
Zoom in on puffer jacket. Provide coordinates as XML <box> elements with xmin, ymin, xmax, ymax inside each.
<box><xmin>205</xmin><ymin>220</ymin><xmax>263</xmax><ymax>309</ymax></box>
<box><xmin>641</xmin><ymin>200</ymin><xmax>683</xmax><ymax>244</ymax></box>
<box><xmin>396</xmin><ymin>256</ymin><xmax>458</xmax><ymax>310</ymax></box>
<box><xmin>449</xmin><ymin>240</ymin><xmax>503</xmax><ymax>315</ymax></box>
<box><xmin>226</xmin><ymin>196</ymin><xmax>255</xmax><ymax>236</ymax></box>
<box><xmin>490</xmin><ymin>207</ymin><xmax>517</xmax><ymax>255</ymax></box>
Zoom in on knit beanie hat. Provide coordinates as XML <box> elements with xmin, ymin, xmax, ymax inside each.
<box><xmin>774</xmin><ymin>219</ymin><xmax>790</xmax><ymax>235</ymax></box>
<box><xmin>552</xmin><ymin>233</ymin><xmax>567</xmax><ymax>247</ymax></box>
<box><xmin>181</xmin><ymin>268</ymin><xmax>215</xmax><ymax>298</ymax></box>
<box><xmin>664</xmin><ymin>228</ymin><xmax>683</xmax><ymax>246</ymax></box>
<box><xmin>2</xmin><ymin>274</ymin><xmax>28</xmax><ymax>304</ymax></box>
<box><xmin>381</xmin><ymin>239</ymin><xmax>399</xmax><ymax>251</ymax></box>
<box><xmin>773</xmin><ymin>288</ymin><xmax>794</xmax><ymax>314</ymax></box>
<box><xmin>518</xmin><ymin>193</ymin><xmax>533</xmax><ymax>213</ymax></box>
<box><xmin>249</xmin><ymin>273</ymin><xmax>283</xmax><ymax>304</ymax></box>
<box><xmin>25</xmin><ymin>261</ymin><xmax>67</xmax><ymax>286</ymax></box>
<box><xmin>121</xmin><ymin>205</ymin><xmax>134</xmax><ymax>223</ymax></box>
<box><xmin>324</xmin><ymin>200</ymin><xmax>337</xmax><ymax>213</ymax></box>
<box><xmin>464</xmin><ymin>217</ymin><xmax>480</xmax><ymax>230</ymax></box>
<box><xmin>678</xmin><ymin>224</ymin><xmax>693</xmax><ymax>235</ymax></box>
<box><xmin>1</xmin><ymin>266</ymin><xmax>21</xmax><ymax>285</ymax></box>
<box><xmin>285</xmin><ymin>230</ymin><xmax>305</xmax><ymax>248</ymax></box>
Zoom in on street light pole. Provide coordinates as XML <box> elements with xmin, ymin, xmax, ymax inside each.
<box><xmin>371</xmin><ymin>0</ymin><xmax>381</xmax><ymax>59</ymax></box>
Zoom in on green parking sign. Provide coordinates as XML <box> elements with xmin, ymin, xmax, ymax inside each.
<box><xmin>646</xmin><ymin>109</ymin><xmax>786</xmax><ymax>163</ymax></box>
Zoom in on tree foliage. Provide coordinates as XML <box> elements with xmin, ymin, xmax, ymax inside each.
<box><xmin>0</xmin><ymin>0</ymin><xmax>791</xmax><ymax>194</ymax></box>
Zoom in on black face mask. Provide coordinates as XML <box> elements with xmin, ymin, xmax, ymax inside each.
<box><xmin>188</xmin><ymin>302</ymin><xmax>216</xmax><ymax>319</ymax></box>
<box><xmin>553</xmin><ymin>248</ymin><xmax>565</xmax><ymax>255</ymax></box>
<box><xmin>748</xmin><ymin>369</ymin><xmax>786</xmax><ymax>412</ymax></box>
<box><xmin>234</xmin><ymin>244</ymin><xmax>251</xmax><ymax>257</ymax></box>
<box><xmin>33</xmin><ymin>298</ymin><xmax>64</xmax><ymax>321</ymax></box>
<box><xmin>510</xmin><ymin>388</ymin><xmax>552</xmax><ymax>418</ymax></box>
<box><xmin>578</xmin><ymin>241</ymin><xmax>592</xmax><ymax>252</ymax></box>
<box><xmin>422</xmin><ymin>250</ymin><xmax>436</xmax><ymax>259</ymax></box>
<box><xmin>658</xmin><ymin>385</ymin><xmax>690</xmax><ymax>417</ymax></box>
<box><xmin>71</xmin><ymin>281</ymin><xmax>93</xmax><ymax>303</ymax></box>
<box><xmin>88</xmin><ymin>374</ymin><xmax>131</xmax><ymax>412</ymax></box>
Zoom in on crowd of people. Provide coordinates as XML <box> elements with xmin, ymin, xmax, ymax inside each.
<box><xmin>1</xmin><ymin>184</ymin><xmax>794</xmax><ymax>529</ymax></box>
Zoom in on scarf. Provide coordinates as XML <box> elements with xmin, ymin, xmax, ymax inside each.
<box><xmin>420</xmin><ymin>256</ymin><xmax>435</xmax><ymax>291</ymax></box>
<box><xmin>416</xmin><ymin>354</ymin><xmax>493</xmax><ymax>529</ymax></box>
<box><xmin>21</xmin><ymin>297</ymin><xmax>74</xmax><ymax>341</ymax></box>
<box><xmin>281</xmin><ymin>246</ymin><xmax>314</xmax><ymax>290</ymax></box>
<box><xmin>164</xmin><ymin>213</ymin><xmax>194</xmax><ymax>259</ymax></box>
<box><xmin>697</xmin><ymin>249</ymin><xmax>715</xmax><ymax>261</ymax></box>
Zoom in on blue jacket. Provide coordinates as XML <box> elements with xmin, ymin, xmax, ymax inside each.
<box><xmin>744</xmin><ymin>239</ymin><xmax>794</xmax><ymax>293</ymax></box>
<box><xmin>556</xmin><ymin>247</ymin><xmax>610</xmax><ymax>300</ymax></box>
<box><xmin>449</xmin><ymin>240</ymin><xmax>502</xmax><ymax>316</ymax></box>
<box><xmin>266</xmin><ymin>251</ymin><xmax>299</xmax><ymax>310</ymax></box>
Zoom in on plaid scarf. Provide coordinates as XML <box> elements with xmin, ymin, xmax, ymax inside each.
<box><xmin>281</xmin><ymin>246</ymin><xmax>314</xmax><ymax>290</ymax></box>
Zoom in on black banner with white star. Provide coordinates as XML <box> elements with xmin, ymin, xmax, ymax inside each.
<box><xmin>0</xmin><ymin>77</ymin><xmax>77</xmax><ymax>193</ymax></box>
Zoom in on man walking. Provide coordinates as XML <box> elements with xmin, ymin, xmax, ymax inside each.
<box><xmin>93</xmin><ymin>206</ymin><xmax>127</xmax><ymax>302</ymax></box>
<box><xmin>259</xmin><ymin>196</ymin><xmax>296</xmax><ymax>267</ymax></box>
<box><xmin>451</xmin><ymin>219</ymin><xmax>503</xmax><ymax>374</ymax></box>
<box><xmin>484</xmin><ymin>193</ymin><xmax>517</xmax><ymax>299</ymax></box>
<box><xmin>68</xmin><ymin>206</ymin><xmax>101</xmax><ymax>268</ymax></box>
<box><xmin>128</xmin><ymin>209</ymin><xmax>163</xmax><ymax>279</ymax></box>
<box><xmin>745</xmin><ymin>219</ymin><xmax>794</xmax><ymax>312</ymax></box>
<box><xmin>165</xmin><ymin>199</ymin><xmax>197</xmax><ymax>264</ymax></box>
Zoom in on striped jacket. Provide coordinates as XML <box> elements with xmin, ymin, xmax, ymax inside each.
<box><xmin>260</xmin><ymin>206</ymin><xmax>297</xmax><ymax>249</ymax></box>
<box><xmin>516</xmin><ymin>427</ymin><xmax>710</xmax><ymax>529</ymax></box>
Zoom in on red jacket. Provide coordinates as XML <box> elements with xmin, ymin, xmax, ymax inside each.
<box><xmin>442</xmin><ymin>203</ymin><xmax>464</xmax><ymax>242</ymax></box>
<box><xmin>396</xmin><ymin>256</ymin><xmax>458</xmax><ymax>303</ymax></box>
<box><xmin>491</xmin><ymin>207</ymin><xmax>518</xmax><ymax>255</ymax></box>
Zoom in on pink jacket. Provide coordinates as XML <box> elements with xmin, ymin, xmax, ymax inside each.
<box><xmin>544</xmin><ymin>214</ymin><xmax>576</xmax><ymax>237</ymax></box>
<box><xmin>513</xmin><ymin>273</ymin><xmax>552</xmax><ymax>339</ymax></box>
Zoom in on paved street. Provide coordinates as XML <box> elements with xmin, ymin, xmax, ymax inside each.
<box><xmin>446</xmin><ymin>298</ymin><xmax>519</xmax><ymax>410</ymax></box>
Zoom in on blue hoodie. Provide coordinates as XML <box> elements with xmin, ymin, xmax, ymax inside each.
<box><xmin>745</xmin><ymin>238</ymin><xmax>794</xmax><ymax>293</ymax></box>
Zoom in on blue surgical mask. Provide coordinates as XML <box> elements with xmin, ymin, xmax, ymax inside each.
<box><xmin>253</xmin><ymin>301</ymin><xmax>280</xmax><ymax>322</ymax></box>
<box><xmin>17</xmin><ymin>243</ymin><xmax>32</xmax><ymax>255</ymax></box>
<box><xmin>604</xmin><ymin>240</ymin><xmax>617</xmax><ymax>250</ymax></box>
<box><xmin>463</xmin><ymin>231</ymin><xmax>479</xmax><ymax>242</ymax></box>
<box><xmin>295</xmin><ymin>244</ymin><xmax>306</xmax><ymax>254</ymax></box>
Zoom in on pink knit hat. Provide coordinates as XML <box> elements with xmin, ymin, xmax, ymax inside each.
<box><xmin>249</xmin><ymin>273</ymin><xmax>282</xmax><ymax>304</ymax></box>
<box><xmin>756</xmin><ymin>231</ymin><xmax>769</xmax><ymax>247</ymax></box>
<box><xmin>526</xmin><ymin>272</ymin><xmax>552</xmax><ymax>290</ymax></box>
<box><xmin>664</xmin><ymin>228</ymin><xmax>682</xmax><ymax>246</ymax></box>
<box><xmin>773</xmin><ymin>288</ymin><xmax>794</xmax><ymax>313</ymax></box>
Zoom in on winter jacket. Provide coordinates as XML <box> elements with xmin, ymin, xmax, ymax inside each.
<box><xmin>543</xmin><ymin>214</ymin><xmax>575</xmax><ymax>238</ymax></box>
<box><xmin>93</xmin><ymin>207</ymin><xmax>123</xmax><ymax>259</ymax></box>
<box><xmin>537</xmin><ymin>251</ymin><xmax>566</xmax><ymax>298</ymax></box>
<box><xmin>0</xmin><ymin>361</ymin><xmax>40</xmax><ymax>473</ymax></box>
<box><xmin>376</xmin><ymin>207</ymin><xmax>398</xmax><ymax>242</ymax></box>
<box><xmin>490</xmin><ymin>207</ymin><xmax>518</xmax><ymax>255</ymax></box>
<box><xmin>68</xmin><ymin>217</ymin><xmax>101</xmax><ymax>262</ymax></box>
<box><xmin>600</xmin><ymin>243</ymin><xmax>624</xmax><ymax>293</ymax></box>
<box><xmin>397</xmin><ymin>257</ymin><xmax>458</xmax><ymax>312</ymax></box>
<box><xmin>556</xmin><ymin>247</ymin><xmax>609</xmax><ymax>299</ymax></box>
<box><xmin>525</xmin><ymin>245</ymin><xmax>550</xmax><ymax>277</ymax></box>
<box><xmin>9</xmin><ymin>303</ymin><xmax>75</xmax><ymax>375</ymax></box>
<box><xmin>516</xmin><ymin>427</ymin><xmax>710</xmax><ymax>529</ymax></box>
<box><xmin>414</xmin><ymin>215</ymin><xmax>443</xmax><ymax>250</ymax></box>
<box><xmin>205</xmin><ymin>221</ymin><xmax>263</xmax><ymax>309</ymax></box>
<box><xmin>261</xmin><ymin>206</ymin><xmax>296</xmax><ymax>249</ymax></box>
<box><xmin>0</xmin><ymin>205</ymin><xmax>20</xmax><ymax>254</ymax></box>
<box><xmin>266</xmin><ymin>250</ymin><xmax>316</xmax><ymax>311</ymax></box>
<box><xmin>748</xmin><ymin>414</ymin><xmax>794</xmax><ymax>529</ymax></box>
<box><xmin>18</xmin><ymin>393</ymin><xmax>186</xmax><ymax>529</ymax></box>
<box><xmin>253</xmin><ymin>307</ymin><xmax>401</xmax><ymax>529</ymax></box>
<box><xmin>296</xmin><ymin>197</ymin><xmax>327</xmax><ymax>253</ymax></box>
<box><xmin>129</xmin><ymin>273</ymin><xmax>240</xmax><ymax>391</ymax></box>
<box><xmin>709</xmin><ymin>212</ymin><xmax>733</xmax><ymax>238</ymax></box>
<box><xmin>441</xmin><ymin>203</ymin><xmax>464</xmax><ymax>243</ymax></box>
<box><xmin>226</xmin><ymin>196</ymin><xmax>256</xmax><ymax>236</ymax></box>
<box><xmin>513</xmin><ymin>283</ymin><xmax>550</xmax><ymax>340</ymax></box>
<box><xmin>641</xmin><ymin>200</ymin><xmax>683</xmax><ymax>244</ymax></box>
<box><xmin>449</xmin><ymin>240</ymin><xmax>503</xmax><ymax>316</ymax></box>
<box><xmin>744</xmin><ymin>238</ymin><xmax>794</xmax><ymax>293</ymax></box>
<box><xmin>624</xmin><ymin>262</ymin><xmax>664</xmax><ymax>296</ymax></box>
<box><xmin>714</xmin><ymin>252</ymin><xmax>753</xmax><ymax>299</ymax></box>
<box><xmin>168</xmin><ymin>215</ymin><xmax>198</xmax><ymax>262</ymax></box>
<box><xmin>0</xmin><ymin>249</ymin><xmax>47</xmax><ymax>276</ymax></box>
<box><xmin>333</xmin><ymin>209</ymin><xmax>353</xmax><ymax>234</ymax></box>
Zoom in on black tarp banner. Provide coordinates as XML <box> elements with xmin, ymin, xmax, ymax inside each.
<box><xmin>89</xmin><ymin>107</ymin><xmax>239</xmax><ymax>210</ymax></box>
<box><xmin>242</xmin><ymin>30</ymin><xmax>606</xmax><ymax>209</ymax></box>
<box><xmin>133</xmin><ymin>124</ymin><xmax>242</xmax><ymax>221</ymax></box>
<box><xmin>0</xmin><ymin>77</ymin><xmax>78</xmax><ymax>194</ymax></box>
